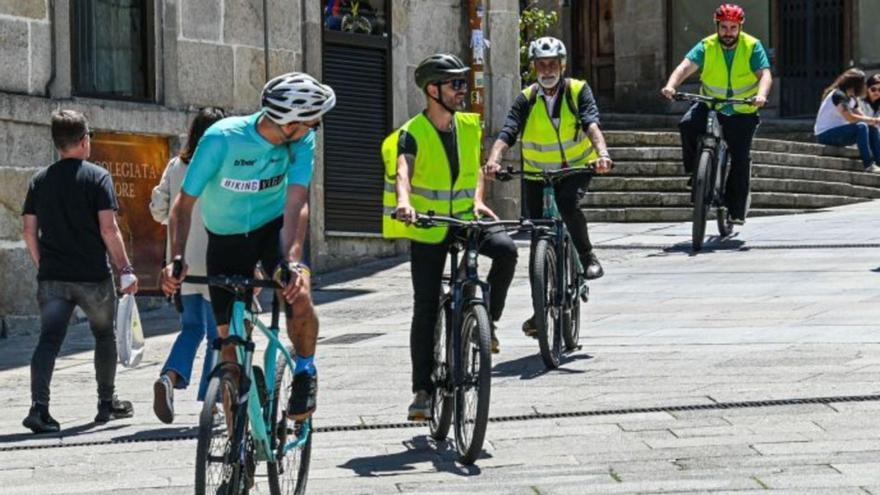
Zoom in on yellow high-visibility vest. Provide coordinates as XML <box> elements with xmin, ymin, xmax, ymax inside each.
<box><xmin>521</xmin><ymin>79</ymin><xmax>598</xmax><ymax>180</ymax></box>
<box><xmin>700</xmin><ymin>32</ymin><xmax>760</xmax><ymax>114</ymax></box>
<box><xmin>381</xmin><ymin>112</ymin><xmax>481</xmax><ymax>244</ymax></box>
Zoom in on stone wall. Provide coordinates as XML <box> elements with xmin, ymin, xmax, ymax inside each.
<box><xmin>611</xmin><ymin>0</ymin><xmax>668</xmax><ymax>113</ymax></box>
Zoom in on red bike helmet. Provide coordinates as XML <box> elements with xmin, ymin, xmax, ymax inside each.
<box><xmin>714</xmin><ymin>3</ymin><xmax>745</xmax><ymax>24</ymax></box>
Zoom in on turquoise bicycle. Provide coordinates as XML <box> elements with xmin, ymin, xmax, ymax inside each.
<box><xmin>173</xmin><ymin>261</ymin><xmax>311</xmax><ymax>495</ymax></box>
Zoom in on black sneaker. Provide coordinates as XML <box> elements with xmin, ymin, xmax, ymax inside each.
<box><xmin>287</xmin><ymin>371</ymin><xmax>317</xmax><ymax>421</ymax></box>
<box><xmin>22</xmin><ymin>403</ymin><xmax>60</xmax><ymax>433</ymax></box>
<box><xmin>584</xmin><ymin>252</ymin><xmax>605</xmax><ymax>280</ymax></box>
<box><xmin>95</xmin><ymin>397</ymin><xmax>134</xmax><ymax>424</ymax></box>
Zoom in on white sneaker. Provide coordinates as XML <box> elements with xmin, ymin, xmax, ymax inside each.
<box><xmin>865</xmin><ymin>164</ymin><xmax>880</xmax><ymax>173</ymax></box>
<box><xmin>152</xmin><ymin>375</ymin><xmax>175</xmax><ymax>424</ymax></box>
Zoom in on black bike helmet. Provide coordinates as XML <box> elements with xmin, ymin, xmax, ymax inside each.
<box><xmin>414</xmin><ymin>53</ymin><xmax>470</xmax><ymax>90</ymax></box>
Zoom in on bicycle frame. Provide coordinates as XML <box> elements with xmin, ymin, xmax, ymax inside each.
<box><xmin>699</xmin><ymin>106</ymin><xmax>730</xmax><ymax>206</ymax></box>
<box><xmin>210</xmin><ymin>294</ymin><xmax>309</xmax><ymax>464</ymax></box>
<box><xmin>443</xmin><ymin>228</ymin><xmax>491</xmax><ymax>393</ymax></box>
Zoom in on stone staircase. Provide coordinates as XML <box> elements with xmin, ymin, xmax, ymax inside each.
<box><xmin>584</xmin><ymin>131</ymin><xmax>880</xmax><ymax>222</ymax></box>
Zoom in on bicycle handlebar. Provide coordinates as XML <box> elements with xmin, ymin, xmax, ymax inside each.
<box><xmin>389</xmin><ymin>211</ymin><xmax>527</xmax><ymax>230</ymax></box>
<box><xmin>496</xmin><ymin>164</ymin><xmax>601</xmax><ymax>183</ymax></box>
<box><xmin>673</xmin><ymin>92</ymin><xmax>756</xmax><ymax>106</ymax></box>
<box><xmin>182</xmin><ymin>274</ymin><xmax>281</xmax><ymax>290</ymax></box>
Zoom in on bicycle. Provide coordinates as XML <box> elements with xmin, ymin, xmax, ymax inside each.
<box><xmin>398</xmin><ymin>212</ymin><xmax>523</xmax><ymax>465</ymax></box>
<box><xmin>499</xmin><ymin>166</ymin><xmax>594</xmax><ymax>369</ymax></box>
<box><xmin>172</xmin><ymin>260</ymin><xmax>311</xmax><ymax>495</ymax></box>
<box><xmin>673</xmin><ymin>92</ymin><xmax>755</xmax><ymax>252</ymax></box>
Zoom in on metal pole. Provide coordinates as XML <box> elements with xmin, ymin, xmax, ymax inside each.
<box><xmin>263</xmin><ymin>0</ymin><xmax>270</xmax><ymax>81</ymax></box>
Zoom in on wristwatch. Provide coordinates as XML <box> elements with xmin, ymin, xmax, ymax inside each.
<box><xmin>121</xmin><ymin>265</ymin><xmax>135</xmax><ymax>275</ymax></box>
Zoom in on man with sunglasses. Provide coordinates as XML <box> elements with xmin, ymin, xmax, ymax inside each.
<box><xmin>22</xmin><ymin>110</ymin><xmax>138</xmax><ymax>433</ymax></box>
<box><xmin>382</xmin><ymin>53</ymin><xmax>518</xmax><ymax>421</ymax></box>
<box><xmin>484</xmin><ymin>36</ymin><xmax>612</xmax><ymax>339</ymax></box>
<box><xmin>162</xmin><ymin>72</ymin><xmax>335</xmax><ymax>421</ymax></box>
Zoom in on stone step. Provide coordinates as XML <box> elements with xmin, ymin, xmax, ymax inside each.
<box><xmin>608</xmin><ymin>161</ymin><xmax>880</xmax><ymax>190</ymax></box>
<box><xmin>604</xmin><ymin>131</ymin><xmax>861</xmax><ymax>159</ymax></box>
<box><xmin>591</xmin><ymin>175</ymin><xmax>880</xmax><ymax>199</ymax></box>
<box><xmin>582</xmin><ymin>207</ymin><xmax>814</xmax><ymax>223</ymax></box>
<box><xmin>609</xmin><ymin>147</ymin><xmax>865</xmax><ymax>172</ymax></box>
<box><xmin>583</xmin><ymin>191</ymin><xmax>866</xmax><ymax>209</ymax></box>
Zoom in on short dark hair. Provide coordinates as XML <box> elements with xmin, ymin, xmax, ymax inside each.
<box><xmin>51</xmin><ymin>110</ymin><xmax>89</xmax><ymax>151</ymax></box>
<box><xmin>179</xmin><ymin>107</ymin><xmax>226</xmax><ymax>164</ymax></box>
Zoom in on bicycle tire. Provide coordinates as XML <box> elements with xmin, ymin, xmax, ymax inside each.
<box><xmin>268</xmin><ymin>349</ymin><xmax>311</xmax><ymax>495</ymax></box>
<box><xmin>454</xmin><ymin>303</ymin><xmax>492</xmax><ymax>465</ymax></box>
<box><xmin>532</xmin><ymin>238</ymin><xmax>561</xmax><ymax>369</ymax></box>
<box><xmin>429</xmin><ymin>297</ymin><xmax>453</xmax><ymax>441</ymax></box>
<box><xmin>562</xmin><ymin>241</ymin><xmax>581</xmax><ymax>351</ymax></box>
<box><xmin>196</xmin><ymin>368</ymin><xmax>242</xmax><ymax>495</ymax></box>
<box><xmin>692</xmin><ymin>149</ymin><xmax>712</xmax><ymax>252</ymax></box>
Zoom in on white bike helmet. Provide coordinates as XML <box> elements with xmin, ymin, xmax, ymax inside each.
<box><xmin>528</xmin><ymin>36</ymin><xmax>567</xmax><ymax>61</ymax></box>
<box><xmin>261</xmin><ymin>72</ymin><xmax>337</xmax><ymax>125</ymax></box>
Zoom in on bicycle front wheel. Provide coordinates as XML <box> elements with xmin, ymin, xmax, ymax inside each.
<box><xmin>532</xmin><ymin>238</ymin><xmax>561</xmax><ymax>369</ymax></box>
<box><xmin>268</xmin><ymin>349</ymin><xmax>311</xmax><ymax>495</ymax></box>
<box><xmin>196</xmin><ymin>367</ymin><xmax>242</xmax><ymax>495</ymax></box>
<box><xmin>454</xmin><ymin>303</ymin><xmax>492</xmax><ymax>465</ymax></box>
<box><xmin>429</xmin><ymin>297</ymin><xmax>453</xmax><ymax>441</ymax></box>
<box><xmin>692</xmin><ymin>148</ymin><xmax>712</xmax><ymax>252</ymax></box>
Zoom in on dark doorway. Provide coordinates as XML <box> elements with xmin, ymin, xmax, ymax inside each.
<box><xmin>778</xmin><ymin>0</ymin><xmax>847</xmax><ymax>117</ymax></box>
<box><xmin>572</xmin><ymin>0</ymin><xmax>615</xmax><ymax>106</ymax></box>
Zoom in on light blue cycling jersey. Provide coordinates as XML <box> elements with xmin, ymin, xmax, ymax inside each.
<box><xmin>182</xmin><ymin>111</ymin><xmax>314</xmax><ymax>235</ymax></box>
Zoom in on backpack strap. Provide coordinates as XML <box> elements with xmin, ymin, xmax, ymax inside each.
<box><xmin>523</xmin><ymin>82</ymin><xmax>540</xmax><ymax>127</ymax></box>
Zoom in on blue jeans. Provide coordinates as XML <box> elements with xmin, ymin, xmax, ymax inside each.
<box><xmin>816</xmin><ymin>122</ymin><xmax>880</xmax><ymax>168</ymax></box>
<box><xmin>161</xmin><ymin>294</ymin><xmax>217</xmax><ymax>401</ymax></box>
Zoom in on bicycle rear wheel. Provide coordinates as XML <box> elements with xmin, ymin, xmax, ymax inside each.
<box><xmin>562</xmin><ymin>242</ymin><xmax>581</xmax><ymax>351</ymax></box>
<box><xmin>196</xmin><ymin>367</ymin><xmax>243</xmax><ymax>495</ymax></box>
<box><xmin>429</xmin><ymin>297</ymin><xmax>453</xmax><ymax>441</ymax></box>
<box><xmin>532</xmin><ymin>238</ymin><xmax>561</xmax><ymax>368</ymax></box>
<box><xmin>268</xmin><ymin>349</ymin><xmax>311</xmax><ymax>495</ymax></box>
<box><xmin>454</xmin><ymin>303</ymin><xmax>492</xmax><ymax>465</ymax></box>
<box><xmin>692</xmin><ymin>149</ymin><xmax>712</xmax><ymax>252</ymax></box>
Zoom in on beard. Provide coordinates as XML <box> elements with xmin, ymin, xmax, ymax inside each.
<box><xmin>538</xmin><ymin>73</ymin><xmax>560</xmax><ymax>89</ymax></box>
<box><xmin>720</xmin><ymin>34</ymin><xmax>739</xmax><ymax>48</ymax></box>
<box><xmin>440</xmin><ymin>92</ymin><xmax>465</xmax><ymax>111</ymax></box>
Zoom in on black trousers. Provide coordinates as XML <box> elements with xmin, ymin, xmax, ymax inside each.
<box><xmin>409</xmin><ymin>227</ymin><xmax>518</xmax><ymax>393</ymax></box>
<box><xmin>679</xmin><ymin>103</ymin><xmax>760</xmax><ymax>219</ymax></box>
<box><xmin>523</xmin><ymin>173</ymin><xmax>594</xmax><ymax>260</ymax></box>
<box><xmin>31</xmin><ymin>279</ymin><xmax>117</xmax><ymax>405</ymax></box>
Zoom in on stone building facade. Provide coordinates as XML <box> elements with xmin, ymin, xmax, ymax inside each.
<box><xmin>0</xmin><ymin>0</ymin><xmax>522</xmax><ymax>335</ymax></box>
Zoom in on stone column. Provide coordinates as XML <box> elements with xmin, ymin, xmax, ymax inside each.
<box><xmin>484</xmin><ymin>0</ymin><xmax>522</xmax><ymax>219</ymax></box>
<box><xmin>302</xmin><ymin>0</ymin><xmax>328</xmax><ymax>269</ymax></box>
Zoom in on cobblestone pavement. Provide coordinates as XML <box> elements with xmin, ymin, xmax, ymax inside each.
<box><xmin>2</xmin><ymin>202</ymin><xmax>880</xmax><ymax>494</ymax></box>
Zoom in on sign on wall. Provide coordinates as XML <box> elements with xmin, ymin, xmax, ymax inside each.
<box><xmin>90</xmin><ymin>133</ymin><xmax>169</xmax><ymax>293</ymax></box>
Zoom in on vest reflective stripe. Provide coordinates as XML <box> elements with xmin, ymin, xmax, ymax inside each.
<box><xmin>521</xmin><ymin>79</ymin><xmax>599</xmax><ymax>180</ymax></box>
<box><xmin>381</xmin><ymin>112</ymin><xmax>482</xmax><ymax>244</ymax></box>
<box><xmin>699</xmin><ymin>32</ymin><xmax>760</xmax><ymax>114</ymax></box>
<box><xmin>524</xmin><ymin>145</ymin><xmax>595</xmax><ymax>170</ymax></box>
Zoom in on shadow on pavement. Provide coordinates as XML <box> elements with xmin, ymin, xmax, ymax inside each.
<box><xmin>663</xmin><ymin>237</ymin><xmax>747</xmax><ymax>255</ymax></box>
<box><xmin>112</xmin><ymin>425</ymin><xmax>199</xmax><ymax>443</ymax></box>
<box><xmin>0</xmin><ymin>421</ymin><xmax>127</xmax><ymax>445</ymax></box>
<box><xmin>312</xmin><ymin>288</ymin><xmax>374</xmax><ymax>305</ymax></box>
<box><xmin>338</xmin><ymin>435</ymin><xmax>484</xmax><ymax>477</ymax></box>
<box><xmin>493</xmin><ymin>352</ymin><xmax>591</xmax><ymax>380</ymax></box>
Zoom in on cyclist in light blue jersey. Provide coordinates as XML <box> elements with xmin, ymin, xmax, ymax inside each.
<box><xmin>162</xmin><ymin>72</ymin><xmax>336</xmax><ymax>421</ymax></box>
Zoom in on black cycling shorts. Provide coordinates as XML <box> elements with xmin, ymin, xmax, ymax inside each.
<box><xmin>206</xmin><ymin>216</ymin><xmax>284</xmax><ymax>326</ymax></box>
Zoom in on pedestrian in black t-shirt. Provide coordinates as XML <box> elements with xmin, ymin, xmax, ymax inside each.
<box><xmin>21</xmin><ymin>110</ymin><xmax>139</xmax><ymax>433</ymax></box>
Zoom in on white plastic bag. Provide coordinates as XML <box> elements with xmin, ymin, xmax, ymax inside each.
<box><xmin>115</xmin><ymin>294</ymin><xmax>144</xmax><ymax>368</ymax></box>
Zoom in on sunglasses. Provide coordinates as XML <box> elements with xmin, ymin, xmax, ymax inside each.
<box><xmin>82</xmin><ymin>130</ymin><xmax>94</xmax><ymax>140</ymax></box>
<box><xmin>442</xmin><ymin>79</ymin><xmax>469</xmax><ymax>91</ymax></box>
<box><xmin>869</xmin><ymin>86</ymin><xmax>880</xmax><ymax>93</ymax></box>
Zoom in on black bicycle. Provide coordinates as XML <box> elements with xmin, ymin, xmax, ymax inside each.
<box><xmin>674</xmin><ymin>92</ymin><xmax>755</xmax><ymax>252</ymax></box>
<box><xmin>499</xmin><ymin>166</ymin><xmax>594</xmax><ymax>369</ymax></box>
<box><xmin>401</xmin><ymin>212</ymin><xmax>523</xmax><ymax>465</ymax></box>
